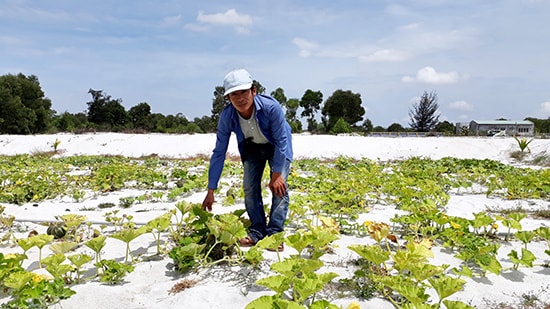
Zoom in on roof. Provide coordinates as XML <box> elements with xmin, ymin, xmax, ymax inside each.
<box><xmin>471</xmin><ymin>120</ymin><xmax>533</xmax><ymax>125</ymax></box>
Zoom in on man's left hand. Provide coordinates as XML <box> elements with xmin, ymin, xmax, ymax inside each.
<box><xmin>269</xmin><ymin>172</ymin><xmax>287</xmax><ymax>197</ymax></box>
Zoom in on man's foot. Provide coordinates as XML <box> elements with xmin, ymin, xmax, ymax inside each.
<box><xmin>266</xmin><ymin>243</ymin><xmax>284</xmax><ymax>252</ymax></box>
<box><xmin>238</xmin><ymin>236</ymin><xmax>256</xmax><ymax>247</ymax></box>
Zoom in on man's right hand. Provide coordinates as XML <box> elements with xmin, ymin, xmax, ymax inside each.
<box><xmin>202</xmin><ymin>189</ymin><xmax>215</xmax><ymax>211</ymax></box>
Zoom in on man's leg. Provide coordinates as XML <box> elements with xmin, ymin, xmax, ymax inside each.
<box><xmin>242</xmin><ymin>158</ymin><xmax>267</xmax><ymax>242</ymax></box>
<box><xmin>266</xmin><ymin>159</ymin><xmax>291</xmax><ymax>236</ymax></box>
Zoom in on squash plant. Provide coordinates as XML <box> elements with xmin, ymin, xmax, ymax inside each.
<box><xmin>348</xmin><ymin>227</ymin><xmax>473</xmax><ymax>308</ymax></box>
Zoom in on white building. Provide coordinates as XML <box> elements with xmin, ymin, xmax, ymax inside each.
<box><xmin>469</xmin><ymin>120</ymin><xmax>534</xmax><ymax>136</ymax></box>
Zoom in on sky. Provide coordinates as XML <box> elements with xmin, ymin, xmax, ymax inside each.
<box><xmin>1</xmin><ymin>0</ymin><xmax>549</xmax><ymax>127</ymax></box>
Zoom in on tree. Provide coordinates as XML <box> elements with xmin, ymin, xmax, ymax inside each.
<box><xmin>162</xmin><ymin>113</ymin><xmax>189</xmax><ymax>133</ymax></box>
<box><xmin>321</xmin><ymin>90</ymin><xmax>365</xmax><ymax>132</ymax></box>
<box><xmin>253</xmin><ymin>80</ymin><xmax>266</xmax><ymax>95</ymax></box>
<box><xmin>270</xmin><ymin>88</ymin><xmax>287</xmax><ymax>108</ymax></box>
<box><xmin>285</xmin><ymin>98</ymin><xmax>302</xmax><ymax>133</ymax></box>
<box><xmin>525</xmin><ymin>117</ymin><xmax>550</xmax><ymax>134</ymax></box>
<box><xmin>52</xmin><ymin>112</ymin><xmax>89</xmax><ymax>132</ymax></box>
<box><xmin>86</xmin><ymin>89</ymin><xmax>128</xmax><ymax>130</ymax></box>
<box><xmin>330</xmin><ymin>118</ymin><xmax>352</xmax><ymax>134</ymax></box>
<box><xmin>128</xmin><ymin>102</ymin><xmax>152</xmax><ymax>130</ymax></box>
<box><xmin>387</xmin><ymin>123</ymin><xmax>405</xmax><ymax>132</ymax></box>
<box><xmin>193</xmin><ymin>115</ymin><xmax>216</xmax><ymax>133</ymax></box>
<box><xmin>211</xmin><ymin>86</ymin><xmax>226</xmax><ymax>124</ymax></box>
<box><xmin>409</xmin><ymin>91</ymin><xmax>440</xmax><ymax>132</ymax></box>
<box><xmin>373</xmin><ymin>125</ymin><xmax>386</xmax><ymax>132</ymax></box>
<box><xmin>300</xmin><ymin>89</ymin><xmax>323</xmax><ymax>132</ymax></box>
<box><xmin>361</xmin><ymin>118</ymin><xmax>373</xmax><ymax>133</ymax></box>
<box><xmin>435</xmin><ymin>121</ymin><xmax>456</xmax><ymax>135</ymax></box>
<box><xmin>0</xmin><ymin>73</ymin><xmax>53</xmax><ymax>134</ymax></box>
<box><xmin>148</xmin><ymin>113</ymin><xmax>166</xmax><ymax>132</ymax></box>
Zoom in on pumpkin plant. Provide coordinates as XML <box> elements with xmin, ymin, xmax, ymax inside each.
<box><xmin>145</xmin><ymin>212</ymin><xmax>172</xmax><ymax>255</ymax></box>
<box><xmin>57</xmin><ymin>214</ymin><xmax>87</xmax><ymax>241</ymax></box>
<box><xmin>110</xmin><ymin>225</ymin><xmax>147</xmax><ymax>263</ymax></box>
<box><xmin>84</xmin><ymin>235</ymin><xmax>107</xmax><ymax>264</ymax></box>
<box><xmin>17</xmin><ymin>234</ymin><xmax>54</xmax><ymax>268</ymax></box>
<box><xmin>248</xmin><ymin>257</ymin><xmax>339</xmax><ymax>308</ymax></box>
<box><xmin>41</xmin><ymin>253</ymin><xmax>74</xmax><ymax>280</ymax></box>
<box><xmin>95</xmin><ymin>259</ymin><xmax>135</xmax><ymax>285</ymax></box>
<box><xmin>67</xmin><ymin>253</ymin><xmax>93</xmax><ymax>283</ymax></box>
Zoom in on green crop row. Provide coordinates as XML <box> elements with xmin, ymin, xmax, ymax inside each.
<box><xmin>0</xmin><ymin>155</ymin><xmax>549</xmax><ymax>308</ymax></box>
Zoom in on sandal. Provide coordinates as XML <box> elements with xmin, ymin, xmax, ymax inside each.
<box><xmin>266</xmin><ymin>243</ymin><xmax>284</xmax><ymax>252</ymax></box>
<box><xmin>238</xmin><ymin>236</ymin><xmax>256</xmax><ymax>247</ymax></box>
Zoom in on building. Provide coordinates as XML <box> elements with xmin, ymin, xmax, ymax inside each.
<box><xmin>469</xmin><ymin>120</ymin><xmax>534</xmax><ymax>136</ymax></box>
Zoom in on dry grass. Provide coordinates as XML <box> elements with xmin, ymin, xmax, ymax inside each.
<box><xmin>168</xmin><ymin>278</ymin><xmax>200</xmax><ymax>295</ymax></box>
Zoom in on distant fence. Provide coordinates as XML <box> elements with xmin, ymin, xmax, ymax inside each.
<box><xmin>366</xmin><ymin>132</ymin><xmax>444</xmax><ymax>137</ymax></box>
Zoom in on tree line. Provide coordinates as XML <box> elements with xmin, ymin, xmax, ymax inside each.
<box><xmin>1</xmin><ymin>73</ymin><xmax>549</xmax><ymax>135</ymax></box>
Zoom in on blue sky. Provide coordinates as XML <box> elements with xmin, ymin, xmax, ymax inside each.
<box><xmin>2</xmin><ymin>0</ymin><xmax>549</xmax><ymax>127</ymax></box>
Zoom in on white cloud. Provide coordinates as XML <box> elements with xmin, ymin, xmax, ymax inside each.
<box><xmin>539</xmin><ymin>101</ymin><xmax>550</xmax><ymax>116</ymax></box>
<box><xmin>385</xmin><ymin>4</ymin><xmax>415</xmax><ymax>16</ymax></box>
<box><xmin>449</xmin><ymin>100</ymin><xmax>474</xmax><ymax>112</ymax></box>
<box><xmin>292</xmin><ymin>37</ymin><xmax>319</xmax><ymax>58</ymax></box>
<box><xmin>402</xmin><ymin>66</ymin><xmax>464</xmax><ymax>84</ymax></box>
<box><xmin>183</xmin><ymin>23</ymin><xmax>209</xmax><ymax>32</ymax></box>
<box><xmin>395</xmin><ymin>23</ymin><xmax>479</xmax><ymax>57</ymax></box>
<box><xmin>358</xmin><ymin>49</ymin><xmax>409</xmax><ymax>62</ymax></box>
<box><xmin>187</xmin><ymin>9</ymin><xmax>253</xmax><ymax>34</ymax></box>
<box><xmin>162</xmin><ymin>15</ymin><xmax>181</xmax><ymax>27</ymax></box>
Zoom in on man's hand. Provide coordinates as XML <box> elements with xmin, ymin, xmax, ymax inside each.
<box><xmin>269</xmin><ymin>172</ymin><xmax>287</xmax><ymax>197</ymax></box>
<box><xmin>202</xmin><ymin>189</ymin><xmax>215</xmax><ymax>211</ymax></box>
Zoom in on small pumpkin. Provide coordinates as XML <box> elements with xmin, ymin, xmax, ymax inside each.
<box><xmin>47</xmin><ymin>222</ymin><xmax>67</xmax><ymax>239</ymax></box>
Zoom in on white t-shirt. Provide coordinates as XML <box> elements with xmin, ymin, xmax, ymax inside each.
<box><xmin>238</xmin><ymin>108</ymin><xmax>269</xmax><ymax>144</ymax></box>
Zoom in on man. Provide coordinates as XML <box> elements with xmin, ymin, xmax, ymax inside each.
<box><xmin>202</xmin><ymin>69</ymin><xmax>293</xmax><ymax>251</ymax></box>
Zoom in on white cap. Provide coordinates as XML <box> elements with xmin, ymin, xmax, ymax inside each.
<box><xmin>223</xmin><ymin>69</ymin><xmax>253</xmax><ymax>96</ymax></box>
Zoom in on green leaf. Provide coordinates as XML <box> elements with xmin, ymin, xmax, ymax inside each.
<box><xmin>110</xmin><ymin>226</ymin><xmax>147</xmax><ymax>243</ymax></box>
<box><xmin>508</xmin><ymin>249</ymin><xmax>521</xmax><ymax>266</ymax></box>
<box><xmin>68</xmin><ymin>253</ymin><xmax>93</xmax><ymax>268</ymax></box>
<box><xmin>309</xmin><ymin>300</ymin><xmax>339</xmax><ymax>309</ymax></box>
<box><xmin>479</xmin><ymin>255</ymin><xmax>502</xmax><ymax>275</ymax></box>
<box><xmin>535</xmin><ymin>226</ymin><xmax>550</xmax><ymax>240</ymax></box>
<box><xmin>243</xmin><ymin>246</ymin><xmax>264</xmax><ymax>265</ymax></box>
<box><xmin>515</xmin><ymin>231</ymin><xmax>535</xmax><ymax>245</ymax></box>
<box><xmin>519</xmin><ymin>248</ymin><xmax>536</xmax><ymax>267</ymax></box>
<box><xmin>294</xmin><ymin>277</ymin><xmax>322</xmax><ymax>303</ymax></box>
<box><xmin>409</xmin><ymin>263</ymin><xmax>446</xmax><ymax>282</ymax></box>
<box><xmin>270</xmin><ymin>258</ymin><xmax>323</xmax><ymax>277</ymax></box>
<box><xmin>443</xmin><ymin>300</ymin><xmax>476</xmax><ymax>309</ymax></box>
<box><xmin>255</xmin><ymin>275</ymin><xmax>291</xmax><ymax>295</ymax></box>
<box><xmin>49</xmin><ymin>240</ymin><xmax>78</xmax><ymax>254</ymax></box>
<box><xmin>17</xmin><ymin>237</ymin><xmax>35</xmax><ymax>252</ymax></box>
<box><xmin>348</xmin><ymin>244</ymin><xmax>390</xmax><ymax>265</ymax></box>
<box><xmin>428</xmin><ymin>275</ymin><xmax>466</xmax><ymax>301</ymax></box>
<box><xmin>379</xmin><ymin>275</ymin><xmax>429</xmax><ymax>304</ymax></box>
<box><xmin>471</xmin><ymin>212</ymin><xmax>494</xmax><ymax>229</ymax></box>
<box><xmin>41</xmin><ymin>253</ymin><xmax>66</xmax><ymax>266</ymax></box>
<box><xmin>46</xmin><ymin>262</ymin><xmax>74</xmax><ymax>279</ymax></box>
<box><xmin>4</xmin><ymin>271</ymin><xmax>34</xmax><ymax>291</ymax></box>
<box><xmin>85</xmin><ymin>235</ymin><xmax>107</xmax><ymax>253</ymax></box>
<box><xmin>257</xmin><ymin>232</ymin><xmax>286</xmax><ymax>252</ymax></box>
<box><xmin>245</xmin><ymin>295</ymin><xmax>306</xmax><ymax>309</ymax></box>
<box><xmin>286</xmin><ymin>232</ymin><xmax>314</xmax><ymax>255</ymax></box>
<box><xmin>145</xmin><ymin>213</ymin><xmax>172</xmax><ymax>231</ymax></box>
<box><xmin>58</xmin><ymin>214</ymin><xmax>87</xmax><ymax>229</ymax></box>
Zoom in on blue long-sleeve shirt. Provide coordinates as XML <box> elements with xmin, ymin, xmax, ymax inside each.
<box><xmin>207</xmin><ymin>94</ymin><xmax>293</xmax><ymax>190</ymax></box>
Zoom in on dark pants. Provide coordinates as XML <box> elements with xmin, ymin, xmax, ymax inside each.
<box><xmin>240</xmin><ymin>139</ymin><xmax>290</xmax><ymax>242</ymax></box>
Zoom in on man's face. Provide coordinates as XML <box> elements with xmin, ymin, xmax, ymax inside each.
<box><xmin>228</xmin><ymin>87</ymin><xmax>256</xmax><ymax>117</ymax></box>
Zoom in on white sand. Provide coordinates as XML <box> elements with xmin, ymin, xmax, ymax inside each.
<box><xmin>1</xmin><ymin>133</ymin><xmax>549</xmax><ymax>309</ymax></box>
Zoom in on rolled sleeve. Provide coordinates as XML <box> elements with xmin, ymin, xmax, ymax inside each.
<box><xmin>207</xmin><ymin>113</ymin><xmax>232</xmax><ymax>190</ymax></box>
